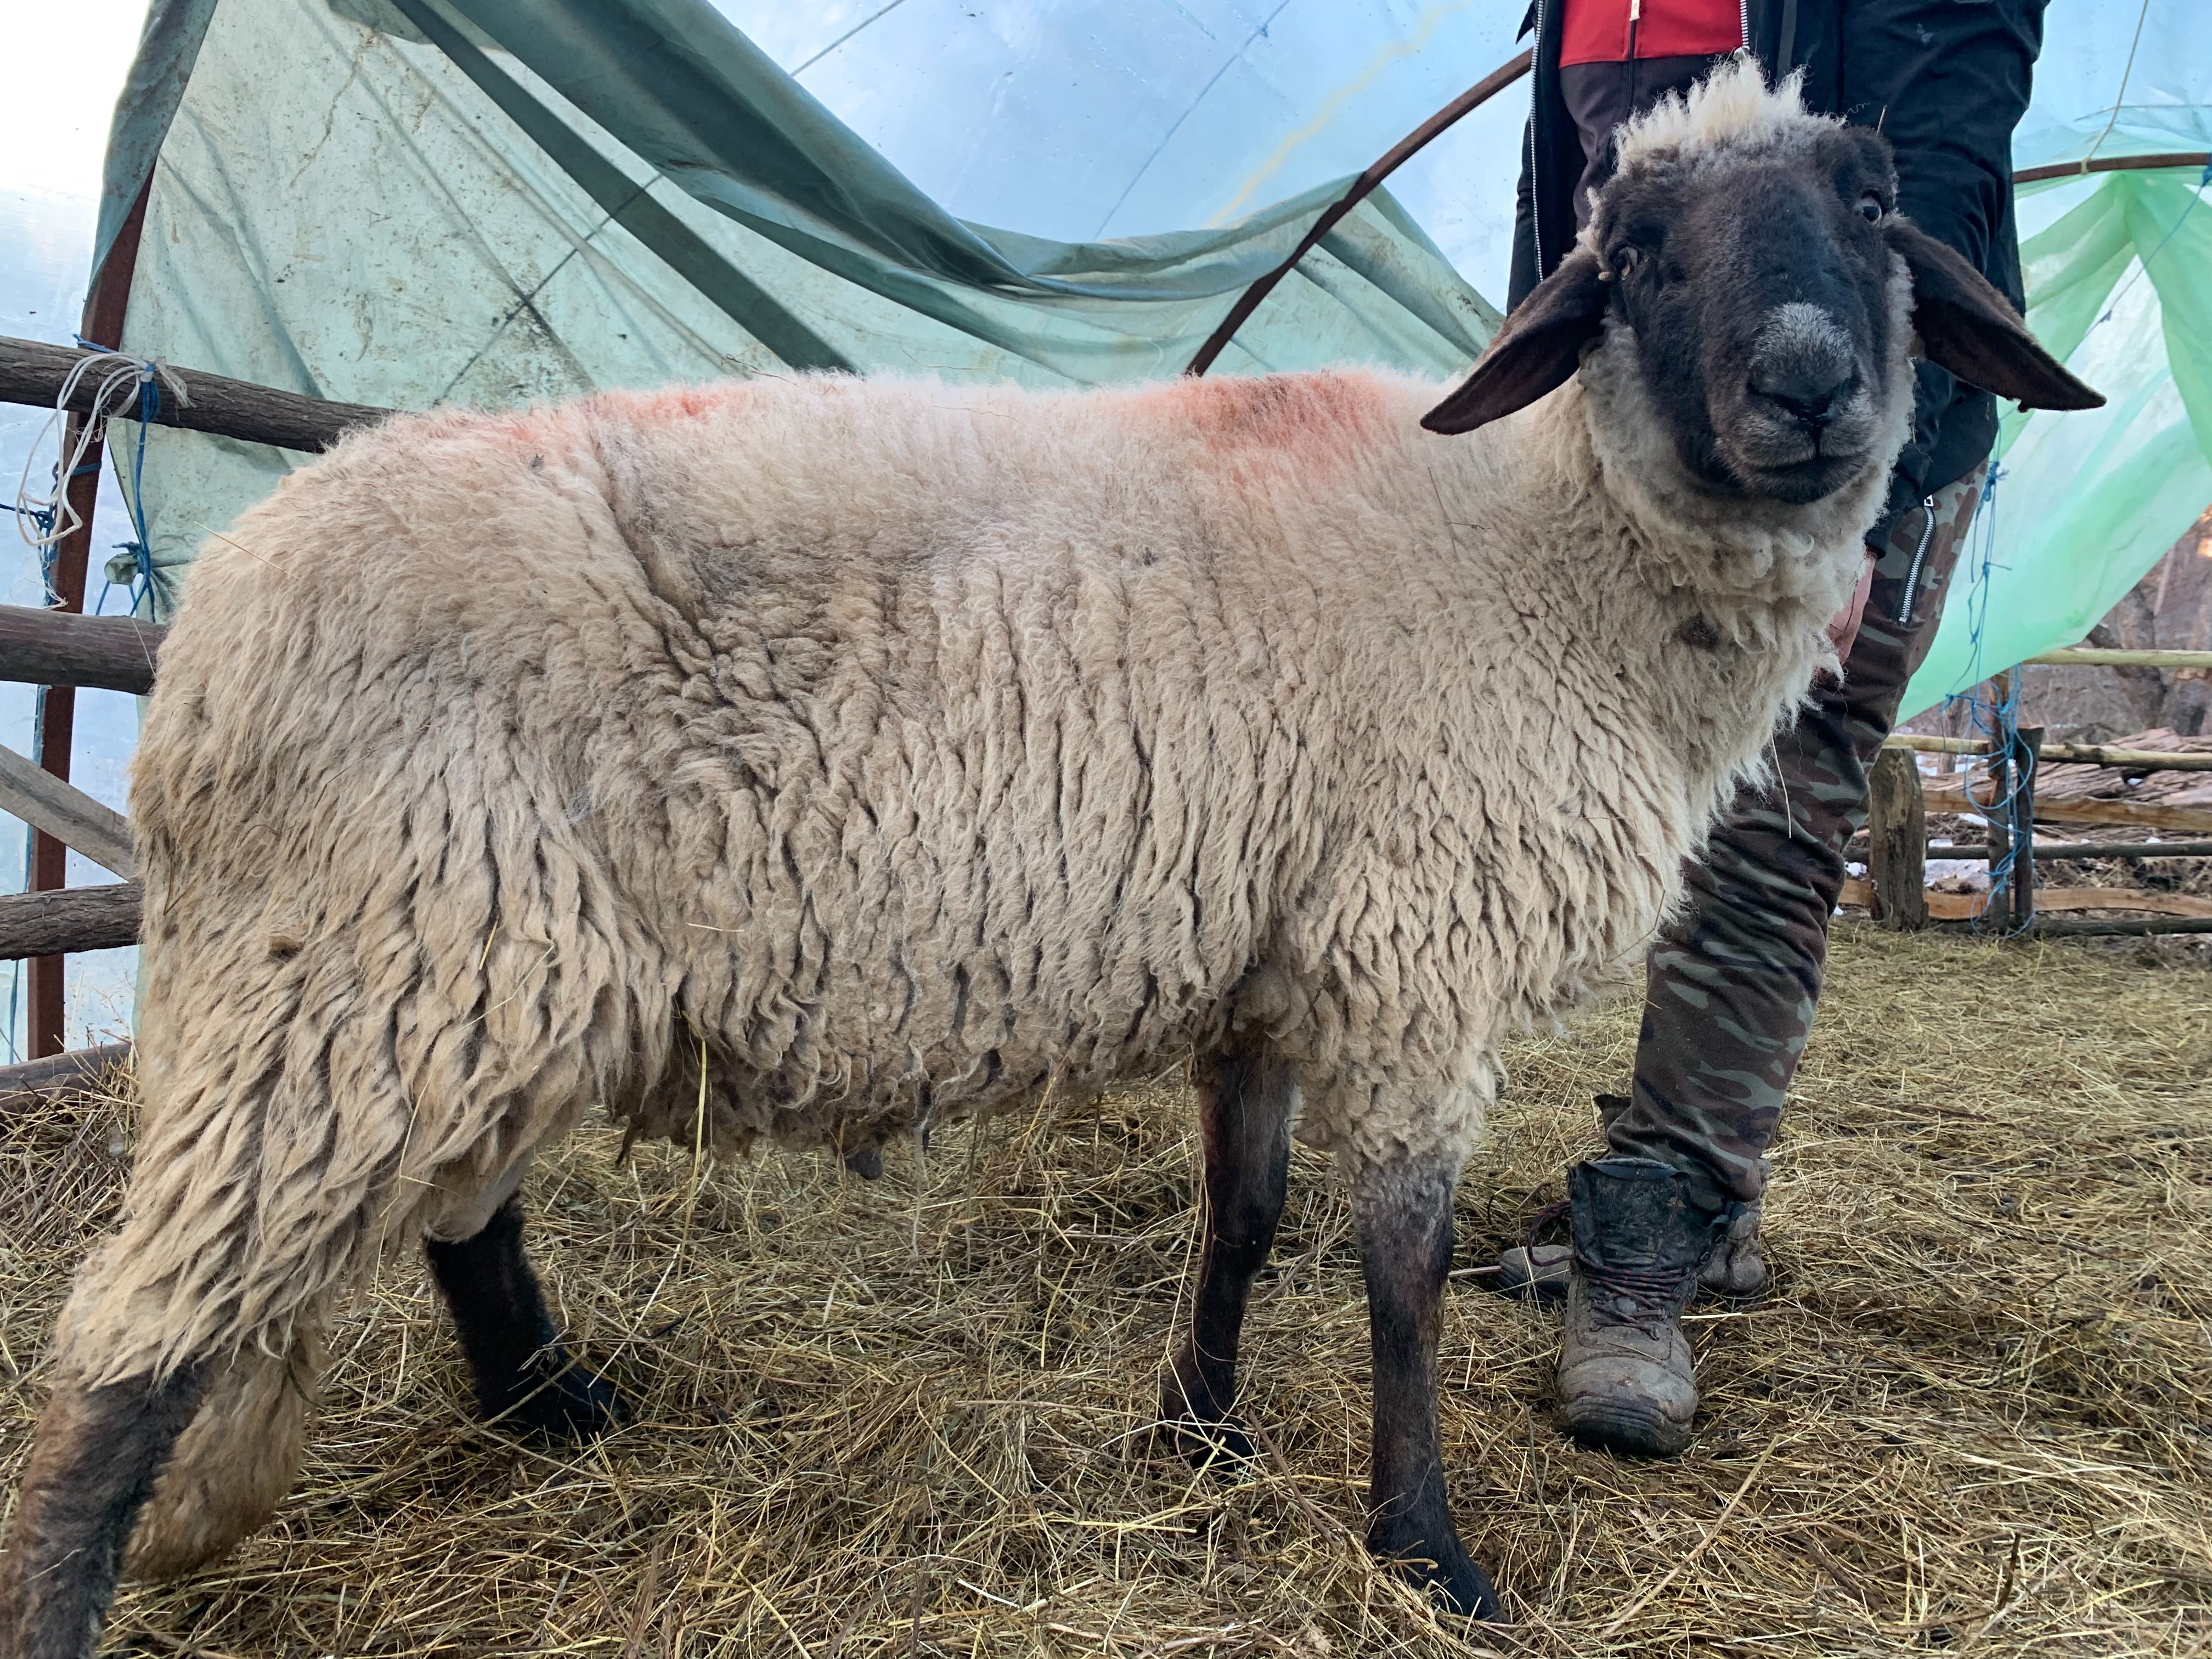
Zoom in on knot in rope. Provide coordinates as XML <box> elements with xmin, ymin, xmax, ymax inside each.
<box><xmin>13</xmin><ymin>346</ymin><xmax>190</xmax><ymax>566</ymax></box>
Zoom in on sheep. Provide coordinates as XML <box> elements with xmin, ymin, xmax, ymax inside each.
<box><xmin>0</xmin><ymin>60</ymin><xmax>2097</xmax><ymax>1655</ymax></box>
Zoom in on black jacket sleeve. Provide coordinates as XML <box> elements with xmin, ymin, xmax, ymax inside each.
<box><xmin>1508</xmin><ymin>0</ymin><xmax>1579</xmax><ymax>312</ymax></box>
<box><xmin>1838</xmin><ymin>0</ymin><xmax>2045</xmax><ymax>530</ymax></box>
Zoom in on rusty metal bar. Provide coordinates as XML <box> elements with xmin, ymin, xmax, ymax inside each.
<box><xmin>1184</xmin><ymin>49</ymin><xmax>1533</xmax><ymax>377</ymax></box>
<box><xmin>29</xmin><ymin>177</ymin><xmax>153</xmax><ymax>1057</ymax></box>
<box><xmin>2013</xmin><ymin>151</ymin><xmax>2210</xmax><ymax>186</ymax></box>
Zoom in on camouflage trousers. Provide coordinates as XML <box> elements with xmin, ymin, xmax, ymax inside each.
<box><xmin>1606</xmin><ymin>465</ymin><xmax>1989</xmax><ymax>1212</ymax></box>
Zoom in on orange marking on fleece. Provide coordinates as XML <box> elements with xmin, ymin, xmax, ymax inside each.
<box><xmin>1137</xmin><ymin>372</ymin><xmax>1390</xmax><ymax>480</ymax></box>
<box><xmin>587</xmin><ymin>383</ymin><xmax>754</xmax><ymax>426</ymax></box>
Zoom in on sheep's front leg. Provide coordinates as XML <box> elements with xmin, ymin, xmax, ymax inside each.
<box><xmin>1356</xmin><ymin>1153</ymin><xmax>1501</xmax><ymax>1620</ymax></box>
<box><xmin>425</xmin><ymin>1194</ymin><xmax>619</xmax><ymax>1439</ymax></box>
<box><xmin>0</xmin><ymin>1365</ymin><xmax>206</xmax><ymax>1658</ymax></box>
<box><xmin>1158</xmin><ymin>1038</ymin><xmax>1296</xmax><ymax>1464</ymax></box>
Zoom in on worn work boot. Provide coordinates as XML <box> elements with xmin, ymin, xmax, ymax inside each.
<box><xmin>1496</xmin><ymin>1096</ymin><xmax>1767</xmax><ymax>1304</ymax></box>
<box><xmin>1498</xmin><ymin>1199</ymin><xmax>1765</xmax><ymax>1303</ymax></box>
<box><xmin>1555</xmin><ymin>1157</ymin><xmax>1722</xmax><ymax>1458</ymax></box>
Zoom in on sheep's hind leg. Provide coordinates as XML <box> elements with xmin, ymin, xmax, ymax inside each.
<box><xmin>1355</xmin><ymin>1153</ymin><xmax>1502</xmax><ymax>1620</ymax></box>
<box><xmin>1158</xmin><ymin>1036</ymin><xmax>1296</xmax><ymax>1465</ymax></box>
<box><xmin>0</xmin><ymin>1365</ymin><xmax>206</xmax><ymax>1659</ymax></box>
<box><xmin>425</xmin><ymin>1194</ymin><xmax>618</xmax><ymax>1439</ymax></box>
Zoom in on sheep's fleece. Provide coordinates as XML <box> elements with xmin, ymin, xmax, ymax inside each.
<box><xmin>58</xmin><ymin>68</ymin><xmax>1900</xmax><ymax>1402</ymax></box>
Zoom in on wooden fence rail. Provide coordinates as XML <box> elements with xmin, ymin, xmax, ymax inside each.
<box><xmin>0</xmin><ymin>1042</ymin><xmax>132</xmax><ymax>1113</ymax></box>
<box><xmin>0</xmin><ymin>743</ymin><xmax>135</xmax><ymax>879</ymax></box>
<box><xmin>0</xmin><ymin>884</ymin><xmax>142</xmax><ymax>961</ymax></box>
<box><xmin>0</xmin><ymin>604</ymin><xmax>165</xmax><ymax>696</ymax></box>
<box><xmin>1885</xmin><ymin>732</ymin><xmax>2212</xmax><ymax>772</ymax></box>
<box><xmin>1902</xmin><ymin>839</ymin><xmax>2212</xmax><ymax>861</ymax></box>
<box><xmin>0</xmin><ymin>334</ymin><xmax>392</xmax><ymax>454</ymax></box>
<box><xmin>2024</xmin><ymin>647</ymin><xmax>2212</xmax><ymax>670</ymax></box>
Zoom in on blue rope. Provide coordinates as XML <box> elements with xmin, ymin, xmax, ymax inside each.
<box><xmin>1932</xmin><ymin>468</ymin><xmax>2034</xmax><ymax>936</ymax></box>
<box><xmin>83</xmin><ymin>342</ymin><xmax>172</xmax><ymax>622</ymax></box>
<box><xmin>2092</xmin><ymin>160</ymin><xmax>2212</xmax><ymax>330</ymax></box>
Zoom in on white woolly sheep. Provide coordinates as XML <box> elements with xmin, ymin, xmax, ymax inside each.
<box><xmin>0</xmin><ymin>61</ymin><xmax>2097</xmax><ymax>1654</ymax></box>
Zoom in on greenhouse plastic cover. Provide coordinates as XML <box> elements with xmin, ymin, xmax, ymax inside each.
<box><xmin>80</xmin><ymin>0</ymin><xmax>2212</xmax><ymax>728</ymax></box>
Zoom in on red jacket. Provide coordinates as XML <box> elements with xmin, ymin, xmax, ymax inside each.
<box><xmin>1560</xmin><ymin>0</ymin><xmax>1744</xmax><ymax>67</ymax></box>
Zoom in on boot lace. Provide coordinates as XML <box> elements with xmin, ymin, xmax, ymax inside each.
<box><xmin>1523</xmin><ymin>1198</ymin><xmax>1571</xmax><ymax>1245</ymax></box>
<box><xmin>1575</xmin><ymin>1255</ymin><xmax>1703</xmax><ymax>1324</ymax></box>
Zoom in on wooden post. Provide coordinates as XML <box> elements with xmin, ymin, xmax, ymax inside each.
<box><xmin>28</xmin><ymin>177</ymin><xmax>152</xmax><ymax>1057</ymax></box>
<box><xmin>0</xmin><ymin>1041</ymin><xmax>132</xmax><ymax>1113</ymax></box>
<box><xmin>2011</xmin><ymin>725</ymin><xmax>2043</xmax><ymax>929</ymax></box>
<box><xmin>1984</xmin><ymin>676</ymin><xmax>2013</xmax><ymax>927</ymax></box>
<box><xmin>1867</xmin><ymin>745</ymin><xmax>1928</xmax><ymax>929</ymax></box>
<box><xmin>0</xmin><ymin>745</ymin><xmax>136</xmax><ymax>880</ymax></box>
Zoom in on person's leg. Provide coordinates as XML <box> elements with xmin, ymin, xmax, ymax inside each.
<box><xmin>1554</xmin><ymin>467</ymin><xmax>1988</xmax><ymax>1455</ymax></box>
<box><xmin>1613</xmin><ymin>470</ymin><xmax>1987</xmax><ymax>1201</ymax></box>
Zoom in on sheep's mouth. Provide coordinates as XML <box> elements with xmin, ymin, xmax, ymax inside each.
<box><xmin>1722</xmin><ymin>389</ymin><xmax>1884</xmax><ymax>504</ymax></box>
<box><xmin>1734</xmin><ymin>449</ymin><xmax>1870</xmax><ymax>506</ymax></box>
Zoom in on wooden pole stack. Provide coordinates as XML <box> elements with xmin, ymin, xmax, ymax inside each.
<box><xmin>26</xmin><ymin>182</ymin><xmax>151</xmax><ymax>1057</ymax></box>
<box><xmin>0</xmin><ymin>326</ymin><xmax>392</xmax><ymax>1065</ymax></box>
<box><xmin>2007</xmin><ymin>725</ymin><xmax>2044</xmax><ymax>930</ymax></box>
<box><xmin>1866</xmin><ymin>746</ymin><xmax>1927</xmax><ymax>929</ymax></box>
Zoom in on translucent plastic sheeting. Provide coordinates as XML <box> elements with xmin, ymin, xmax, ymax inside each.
<box><xmin>1899</xmin><ymin>0</ymin><xmax>2212</xmax><ymax>713</ymax></box>
<box><xmin>100</xmin><ymin>0</ymin><xmax>1504</xmax><ymax>613</ymax></box>
<box><xmin>721</xmin><ymin>1</ymin><xmax>1533</xmax><ymax>291</ymax></box>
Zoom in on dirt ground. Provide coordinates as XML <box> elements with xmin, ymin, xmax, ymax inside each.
<box><xmin>2</xmin><ymin>928</ymin><xmax>2208</xmax><ymax>1657</ymax></box>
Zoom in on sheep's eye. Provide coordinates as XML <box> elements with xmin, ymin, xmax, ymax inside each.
<box><xmin>1612</xmin><ymin>245</ymin><xmax>1641</xmax><ymax>277</ymax></box>
<box><xmin>1857</xmin><ymin>193</ymin><xmax>1885</xmax><ymax>223</ymax></box>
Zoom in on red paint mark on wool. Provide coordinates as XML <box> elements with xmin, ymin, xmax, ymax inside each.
<box><xmin>462</xmin><ymin>382</ymin><xmax>757</xmax><ymax>460</ymax></box>
<box><xmin>1136</xmin><ymin>372</ymin><xmax>1389</xmax><ymax>481</ymax></box>
<box><xmin>584</xmin><ymin>382</ymin><xmax>754</xmax><ymax>427</ymax></box>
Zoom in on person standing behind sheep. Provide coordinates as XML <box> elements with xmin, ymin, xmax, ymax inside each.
<box><xmin>1493</xmin><ymin>0</ymin><xmax>2050</xmax><ymax>1458</ymax></box>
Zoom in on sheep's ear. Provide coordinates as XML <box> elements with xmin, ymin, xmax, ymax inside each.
<box><xmin>1422</xmin><ymin>250</ymin><xmax>1610</xmax><ymax>434</ymax></box>
<box><xmin>1885</xmin><ymin>218</ymin><xmax>2104</xmax><ymax>411</ymax></box>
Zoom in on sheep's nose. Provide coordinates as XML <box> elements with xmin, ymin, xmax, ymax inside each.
<box><xmin>1749</xmin><ymin>363</ymin><xmax>1856</xmax><ymax>430</ymax></box>
<box><xmin>1747</xmin><ymin>301</ymin><xmax>1857</xmax><ymax>430</ymax></box>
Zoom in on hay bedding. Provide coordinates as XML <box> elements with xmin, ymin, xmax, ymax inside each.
<box><xmin>1</xmin><ymin>931</ymin><xmax>2208</xmax><ymax>1657</ymax></box>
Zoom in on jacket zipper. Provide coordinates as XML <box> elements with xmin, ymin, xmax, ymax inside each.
<box><xmin>1739</xmin><ymin>0</ymin><xmax>1750</xmax><ymax>50</ymax></box>
<box><xmin>1530</xmin><ymin>0</ymin><xmax>1549</xmax><ymax>278</ymax></box>
<box><xmin>1624</xmin><ymin>0</ymin><xmax>1640</xmax><ymax>113</ymax></box>
<box><xmin>1898</xmin><ymin>496</ymin><xmax>1938</xmax><ymax>626</ymax></box>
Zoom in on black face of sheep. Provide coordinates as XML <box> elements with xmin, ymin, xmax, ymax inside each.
<box><xmin>1421</xmin><ymin>124</ymin><xmax>2102</xmax><ymax>498</ymax></box>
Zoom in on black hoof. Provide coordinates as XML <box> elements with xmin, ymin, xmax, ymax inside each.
<box><xmin>1370</xmin><ymin>1528</ymin><xmax>1504</xmax><ymax>1621</ymax></box>
<box><xmin>1156</xmin><ymin>1413</ymin><xmax>1255</xmax><ymax>1469</ymax></box>
<box><xmin>1155</xmin><ymin>1367</ymin><xmax>1255</xmax><ymax>1469</ymax></box>
<box><xmin>492</xmin><ymin>1349</ymin><xmax>622</xmax><ymax>1440</ymax></box>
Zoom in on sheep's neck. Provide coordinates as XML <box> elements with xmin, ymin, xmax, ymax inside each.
<box><xmin>1528</xmin><ymin>376</ymin><xmax>1882</xmax><ymax>832</ymax></box>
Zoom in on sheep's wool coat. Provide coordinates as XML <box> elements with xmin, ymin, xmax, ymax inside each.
<box><xmin>67</xmin><ymin>65</ymin><xmax>1904</xmax><ymax>1392</ymax></box>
